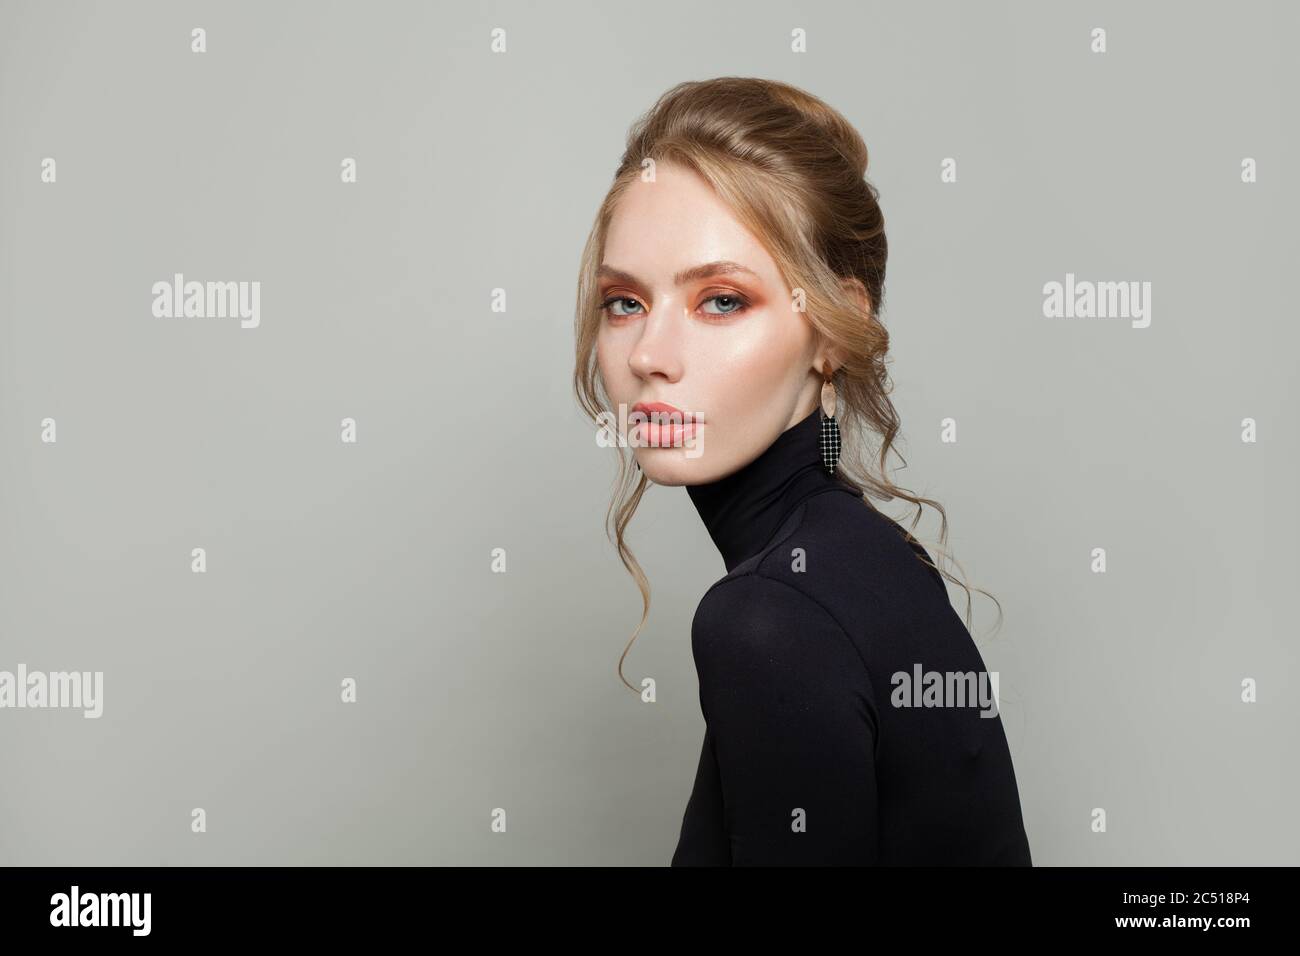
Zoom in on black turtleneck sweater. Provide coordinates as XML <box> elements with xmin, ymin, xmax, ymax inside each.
<box><xmin>671</xmin><ymin>407</ymin><xmax>1032</xmax><ymax>866</ymax></box>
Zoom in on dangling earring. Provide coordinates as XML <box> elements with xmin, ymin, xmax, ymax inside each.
<box><xmin>819</xmin><ymin>361</ymin><xmax>841</xmax><ymax>475</ymax></box>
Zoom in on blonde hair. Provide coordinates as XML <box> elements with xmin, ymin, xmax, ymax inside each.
<box><xmin>573</xmin><ymin>77</ymin><xmax>1003</xmax><ymax>693</ymax></box>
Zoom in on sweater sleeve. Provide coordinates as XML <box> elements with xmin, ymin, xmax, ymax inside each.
<box><xmin>689</xmin><ymin>573</ymin><xmax>881</xmax><ymax>865</ymax></box>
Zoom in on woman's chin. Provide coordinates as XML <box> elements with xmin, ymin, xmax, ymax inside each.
<box><xmin>637</xmin><ymin>449</ymin><xmax>721</xmax><ymax>487</ymax></box>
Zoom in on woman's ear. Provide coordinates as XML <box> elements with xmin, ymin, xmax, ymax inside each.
<box><xmin>811</xmin><ymin>337</ymin><xmax>842</xmax><ymax>378</ymax></box>
<box><xmin>840</xmin><ymin>275</ymin><xmax>872</xmax><ymax>318</ymax></box>
<box><xmin>811</xmin><ymin>278</ymin><xmax>869</xmax><ymax>375</ymax></box>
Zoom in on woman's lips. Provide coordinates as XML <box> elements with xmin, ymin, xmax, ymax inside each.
<box><xmin>629</xmin><ymin>403</ymin><xmax>703</xmax><ymax>447</ymax></box>
<box><xmin>635</xmin><ymin>419</ymin><xmax>700</xmax><ymax>447</ymax></box>
<box><xmin>632</xmin><ymin>401</ymin><xmax>685</xmax><ymax>417</ymax></box>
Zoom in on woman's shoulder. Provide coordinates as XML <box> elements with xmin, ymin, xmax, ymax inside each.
<box><xmin>766</xmin><ymin>490</ymin><xmax>946</xmax><ymax>597</ymax></box>
<box><xmin>688</xmin><ymin>490</ymin><xmax>985</xmax><ymax>727</ymax></box>
<box><xmin>698</xmin><ymin>490</ymin><xmax>956</xmax><ymax>645</ymax></box>
<box><xmin>688</xmin><ymin>570</ymin><xmax>873</xmax><ymax>698</ymax></box>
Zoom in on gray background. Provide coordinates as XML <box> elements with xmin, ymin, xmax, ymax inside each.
<box><xmin>1</xmin><ymin>0</ymin><xmax>1295</xmax><ymax>865</ymax></box>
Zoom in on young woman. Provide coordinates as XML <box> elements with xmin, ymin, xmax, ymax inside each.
<box><xmin>573</xmin><ymin>77</ymin><xmax>1032</xmax><ymax>866</ymax></box>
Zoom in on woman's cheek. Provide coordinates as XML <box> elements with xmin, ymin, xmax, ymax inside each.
<box><xmin>712</xmin><ymin>313</ymin><xmax>800</xmax><ymax>399</ymax></box>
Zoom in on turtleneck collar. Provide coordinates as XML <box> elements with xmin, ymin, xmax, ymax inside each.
<box><xmin>686</xmin><ymin>406</ymin><xmax>851</xmax><ymax>572</ymax></box>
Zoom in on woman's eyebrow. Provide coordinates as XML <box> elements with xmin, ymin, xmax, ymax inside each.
<box><xmin>598</xmin><ymin>260</ymin><xmax>759</xmax><ymax>287</ymax></box>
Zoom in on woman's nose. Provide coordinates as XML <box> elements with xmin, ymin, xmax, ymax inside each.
<box><xmin>627</xmin><ymin>302</ymin><xmax>685</xmax><ymax>382</ymax></box>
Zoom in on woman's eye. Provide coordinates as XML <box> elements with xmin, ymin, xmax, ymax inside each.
<box><xmin>601</xmin><ymin>296</ymin><xmax>644</xmax><ymax>317</ymax></box>
<box><xmin>700</xmin><ymin>294</ymin><xmax>749</xmax><ymax>317</ymax></box>
<box><xmin>600</xmin><ymin>293</ymin><xmax>749</xmax><ymax>319</ymax></box>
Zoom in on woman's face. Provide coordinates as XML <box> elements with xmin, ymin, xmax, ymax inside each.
<box><xmin>595</xmin><ymin>161</ymin><xmax>825</xmax><ymax>487</ymax></box>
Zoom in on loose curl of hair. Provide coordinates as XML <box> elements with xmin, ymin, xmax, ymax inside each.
<box><xmin>573</xmin><ymin>77</ymin><xmax>1003</xmax><ymax>694</ymax></box>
